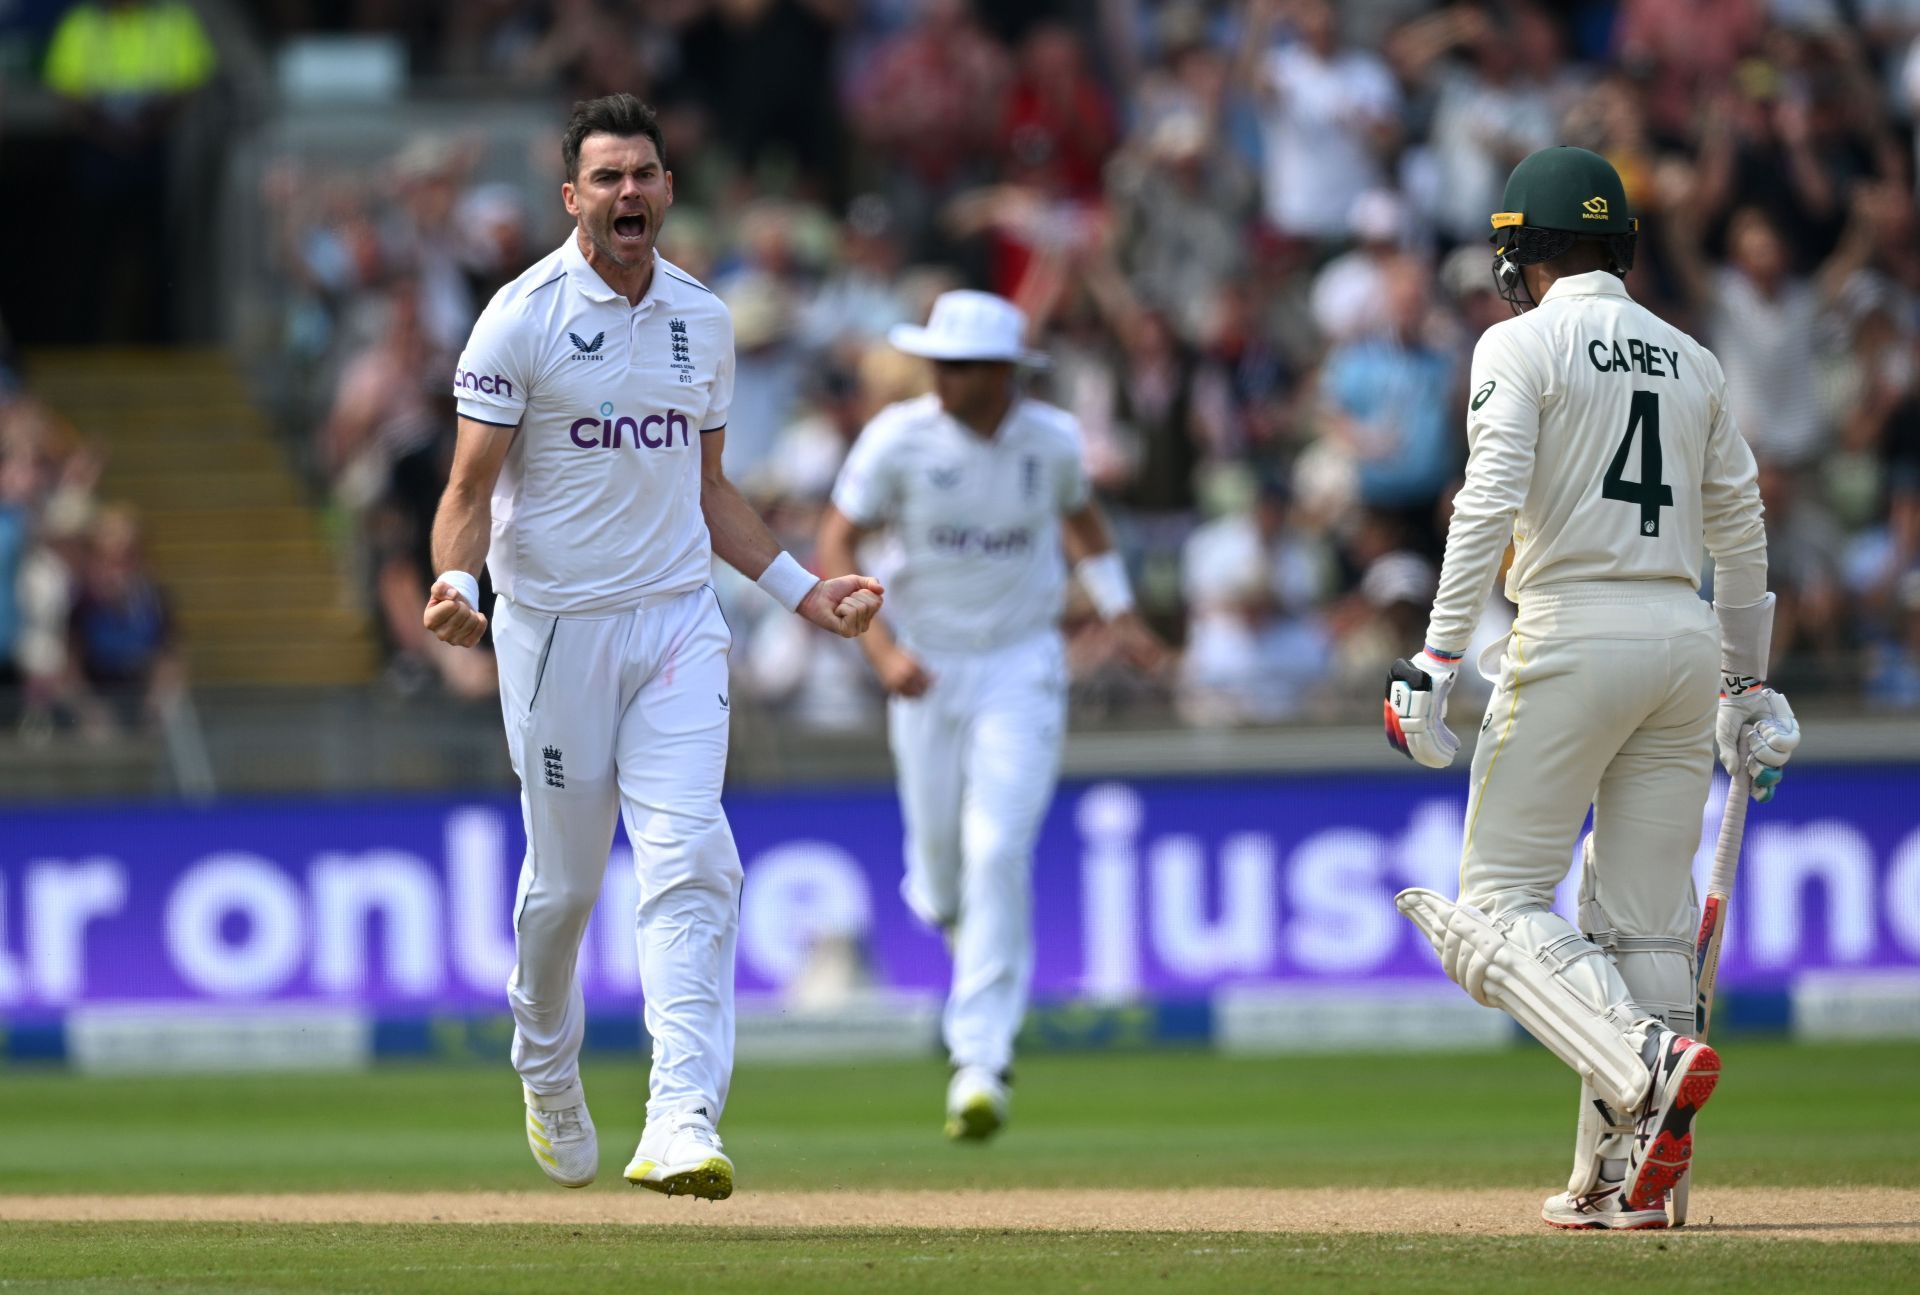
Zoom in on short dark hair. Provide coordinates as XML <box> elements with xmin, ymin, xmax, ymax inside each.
<box><xmin>562</xmin><ymin>93</ymin><xmax>665</xmax><ymax>180</ymax></box>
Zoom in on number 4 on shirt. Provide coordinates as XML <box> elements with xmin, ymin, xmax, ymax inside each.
<box><xmin>1603</xmin><ymin>390</ymin><xmax>1673</xmax><ymax>537</ymax></box>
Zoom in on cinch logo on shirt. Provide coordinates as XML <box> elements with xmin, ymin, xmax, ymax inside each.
<box><xmin>929</xmin><ymin>525</ymin><xmax>1034</xmax><ymax>556</ymax></box>
<box><xmin>569</xmin><ymin>401</ymin><xmax>691</xmax><ymax>450</ymax></box>
<box><xmin>455</xmin><ymin>368</ymin><xmax>514</xmax><ymax>398</ymax></box>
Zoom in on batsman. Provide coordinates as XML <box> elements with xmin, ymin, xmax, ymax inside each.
<box><xmin>1383</xmin><ymin>147</ymin><xmax>1801</xmax><ymax>1230</ymax></box>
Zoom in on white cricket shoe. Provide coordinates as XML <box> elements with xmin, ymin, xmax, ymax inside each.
<box><xmin>624</xmin><ymin>1107</ymin><xmax>734</xmax><ymax>1200</ymax></box>
<box><xmin>945</xmin><ymin>1065</ymin><xmax>1009</xmax><ymax>1142</ymax></box>
<box><xmin>1542</xmin><ymin>1182</ymin><xmax>1669</xmax><ymax>1230</ymax></box>
<box><xmin>523</xmin><ymin>1081</ymin><xmax>598</xmax><ymax>1188</ymax></box>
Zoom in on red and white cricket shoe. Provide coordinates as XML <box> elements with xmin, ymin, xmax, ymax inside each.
<box><xmin>1621</xmin><ymin>1028</ymin><xmax>1721</xmax><ymax>1211</ymax></box>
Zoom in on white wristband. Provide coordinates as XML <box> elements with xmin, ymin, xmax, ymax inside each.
<box><xmin>1075</xmin><ymin>550</ymin><xmax>1135</xmax><ymax>620</ymax></box>
<box><xmin>756</xmin><ymin>550</ymin><xmax>817</xmax><ymax>612</ymax></box>
<box><xmin>436</xmin><ymin>570</ymin><xmax>481</xmax><ymax>610</ymax></box>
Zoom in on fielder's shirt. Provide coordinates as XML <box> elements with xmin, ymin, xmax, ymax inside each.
<box><xmin>832</xmin><ymin>393</ymin><xmax>1091</xmax><ymax>654</ymax></box>
<box><xmin>452</xmin><ymin>236</ymin><xmax>734</xmax><ymax>616</ymax></box>
<box><xmin>1425</xmin><ymin>271</ymin><xmax>1767</xmax><ymax>656</ymax></box>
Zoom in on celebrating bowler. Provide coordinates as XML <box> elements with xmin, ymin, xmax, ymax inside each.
<box><xmin>425</xmin><ymin>94</ymin><xmax>883</xmax><ymax>1200</ymax></box>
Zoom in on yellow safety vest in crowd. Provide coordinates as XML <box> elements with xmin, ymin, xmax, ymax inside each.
<box><xmin>43</xmin><ymin>1</ymin><xmax>216</xmax><ymax>99</ymax></box>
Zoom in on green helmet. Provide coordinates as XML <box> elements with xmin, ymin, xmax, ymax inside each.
<box><xmin>1489</xmin><ymin>146</ymin><xmax>1639</xmax><ymax>312</ymax></box>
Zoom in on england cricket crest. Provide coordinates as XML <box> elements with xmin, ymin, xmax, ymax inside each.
<box><xmin>667</xmin><ymin>317</ymin><xmax>695</xmax><ymax>383</ymax></box>
<box><xmin>1022</xmin><ymin>454</ymin><xmax>1040</xmax><ymax>500</ymax></box>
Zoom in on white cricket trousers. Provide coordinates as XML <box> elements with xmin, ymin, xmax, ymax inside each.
<box><xmin>492</xmin><ymin>586</ymin><xmax>742</xmax><ymax>1124</ymax></box>
<box><xmin>1459</xmin><ymin>580</ymin><xmax>1719</xmax><ymax>1034</ymax></box>
<box><xmin>889</xmin><ymin>631</ymin><xmax>1068</xmax><ymax>1075</ymax></box>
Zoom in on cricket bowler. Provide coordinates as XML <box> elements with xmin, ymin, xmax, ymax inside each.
<box><xmin>1383</xmin><ymin>147</ymin><xmax>1801</xmax><ymax>1228</ymax></box>
<box><xmin>423</xmin><ymin>93</ymin><xmax>884</xmax><ymax>1199</ymax></box>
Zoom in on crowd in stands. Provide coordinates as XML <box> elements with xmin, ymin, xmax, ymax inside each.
<box><xmin>249</xmin><ymin>0</ymin><xmax>1920</xmax><ymax>727</ymax></box>
<box><xmin>0</xmin><ymin>319</ymin><xmax>183</xmax><ymax>740</ymax></box>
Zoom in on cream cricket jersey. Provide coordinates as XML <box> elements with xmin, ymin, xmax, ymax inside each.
<box><xmin>452</xmin><ymin>236</ymin><xmax>734</xmax><ymax>616</ymax></box>
<box><xmin>1425</xmin><ymin>271</ymin><xmax>1767</xmax><ymax>656</ymax></box>
<box><xmin>832</xmin><ymin>393</ymin><xmax>1091</xmax><ymax>654</ymax></box>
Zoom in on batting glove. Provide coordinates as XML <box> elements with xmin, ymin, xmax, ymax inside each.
<box><xmin>1384</xmin><ymin>648</ymin><xmax>1461</xmax><ymax>770</ymax></box>
<box><xmin>1716</xmin><ymin>676</ymin><xmax>1800</xmax><ymax>803</ymax></box>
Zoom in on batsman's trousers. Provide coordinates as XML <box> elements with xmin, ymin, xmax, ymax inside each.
<box><xmin>1460</xmin><ymin>579</ymin><xmax>1718</xmax><ymax>1029</ymax></box>
<box><xmin>888</xmin><ymin>630</ymin><xmax>1068</xmax><ymax>1074</ymax></box>
<box><xmin>493</xmin><ymin>585</ymin><xmax>742</xmax><ymax>1124</ymax></box>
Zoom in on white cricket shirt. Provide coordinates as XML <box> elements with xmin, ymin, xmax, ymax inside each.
<box><xmin>452</xmin><ymin>235</ymin><xmax>734</xmax><ymax>616</ymax></box>
<box><xmin>1425</xmin><ymin>271</ymin><xmax>1767</xmax><ymax>656</ymax></box>
<box><xmin>832</xmin><ymin>393</ymin><xmax>1091</xmax><ymax>654</ymax></box>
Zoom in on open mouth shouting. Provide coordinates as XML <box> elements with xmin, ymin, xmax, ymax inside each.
<box><xmin>612</xmin><ymin>210</ymin><xmax>649</xmax><ymax>246</ymax></box>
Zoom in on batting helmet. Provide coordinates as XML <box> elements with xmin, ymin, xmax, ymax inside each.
<box><xmin>1489</xmin><ymin>146</ymin><xmax>1639</xmax><ymax>312</ymax></box>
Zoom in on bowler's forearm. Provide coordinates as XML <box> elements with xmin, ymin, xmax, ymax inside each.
<box><xmin>701</xmin><ymin>473</ymin><xmax>782</xmax><ymax>580</ymax></box>
<box><xmin>430</xmin><ymin>484</ymin><xmax>491</xmax><ymax>577</ymax></box>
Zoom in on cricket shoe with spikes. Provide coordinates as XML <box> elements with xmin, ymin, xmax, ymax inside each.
<box><xmin>624</xmin><ymin>1107</ymin><xmax>734</xmax><ymax>1200</ymax></box>
<box><xmin>523</xmin><ymin>1081</ymin><xmax>598</xmax><ymax>1188</ymax></box>
<box><xmin>1621</xmin><ymin>1027</ymin><xmax>1721</xmax><ymax>1211</ymax></box>
<box><xmin>945</xmin><ymin>1065</ymin><xmax>1010</xmax><ymax>1142</ymax></box>
<box><xmin>1542</xmin><ymin>1180</ymin><xmax>1669</xmax><ymax>1230</ymax></box>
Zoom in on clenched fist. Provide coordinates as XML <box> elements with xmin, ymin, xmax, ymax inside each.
<box><xmin>424</xmin><ymin>580</ymin><xmax>488</xmax><ymax>648</ymax></box>
<box><xmin>799</xmin><ymin>573</ymin><xmax>885</xmax><ymax>639</ymax></box>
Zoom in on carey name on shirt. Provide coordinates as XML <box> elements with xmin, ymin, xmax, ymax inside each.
<box><xmin>1587</xmin><ymin>337</ymin><xmax>1681</xmax><ymax>380</ymax></box>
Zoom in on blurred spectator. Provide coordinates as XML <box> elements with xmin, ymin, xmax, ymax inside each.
<box><xmin>319</xmin><ymin>280</ymin><xmax>443</xmax><ymax>526</ymax></box>
<box><xmin>64</xmin><ymin>506</ymin><xmax>186</xmax><ymax>734</ymax></box>
<box><xmin>851</xmin><ymin>0</ymin><xmax>1011</xmax><ymax>256</ymax></box>
<box><xmin>0</xmin><ymin>451</ymin><xmax>31</xmax><ymax>724</ymax></box>
<box><xmin>797</xmin><ymin>195</ymin><xmax>914</xmax><ymax>356</ymax></box>
<box><xmin>1613</xmin><ymin>0</ymin><xmax>1767</xmax><ymax>139</ymax></box>
<box><xmin>1241</xmin><ymin>0</ymin><xmax>1402</xmax><ymax>244</ymax></box>
<box><xmin>1001</xmin><ymin>20</ymin><xmax>1116</xmax><ymax>202</ymax></box>
<box><xmin>1306</xmin><ymin>256</ymin><xmax>1459</xmax><ymax>540</ymax></box>
<box><xmin>44</xmin><ymin>0</ymin><xmax>218</xmax><ymax>341</ymax></box>
<box><xmin>674</xmin><ymin>0</ymin><xmax>849</xmax><ymax>199</ymax></box>
<box><xmin>1661</xmin><ymin>178</ymin><xmax>1880</xmax><ymax>468</ymax></box>
<box><xmin>1310</xmin><ymin>189</ymin><xmax>1409</xmax><ymax>345</ymax></box>
<box><xmin>382</xmin><ymin>138</ymin><xmax>482</xmax><ymax>355</ymax></box>
<box><xmin>1391</xmin><ymin>3</ymin><xmax>1563</xmax><ymax>248</ymax></box>
<box><xmin>1106</xmin><ymin>108</ymin><xmax>1258</xmax><ymax>343</ymax></box>
<box><xmin>1177</xmin><ymin>471</ymin><xmax>1333</xmax><ymax>725</ymax></box>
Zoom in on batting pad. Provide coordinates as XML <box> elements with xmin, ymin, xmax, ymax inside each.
<box><xmin>1565</xmin><ymin>1077</ymin><xmax>1635</xmax><ymax>1196</ymax></box>
<box><xmin>1395</xmin><ymin>888</ymin><xmax>1653</xmax><ymax>1114</ymax></box>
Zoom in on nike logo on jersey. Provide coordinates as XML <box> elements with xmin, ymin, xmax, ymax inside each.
<box><xmin>718</xmin><ymin>692</ymin><xmax>730</xmax><ymax>709</ymax></box>
<box><xmin>1588</xmin><ymin>338</ymin><xmax>1680</xmax><ymax>380</ymax></box>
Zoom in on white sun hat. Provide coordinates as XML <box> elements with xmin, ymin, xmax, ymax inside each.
<box><xmin>887</xmin><ymin>289</ymin><xmax>1048</xmax><ymax>366</ymax></box>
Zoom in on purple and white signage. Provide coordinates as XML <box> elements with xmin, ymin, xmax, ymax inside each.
<box><xmin>2</xmin><ymin>767</ymin><xmax>1917</xmax><ymax>1014</ymax></box>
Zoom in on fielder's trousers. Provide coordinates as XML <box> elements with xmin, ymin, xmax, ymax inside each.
<box><xmin>889</xmin><ymin>631</ymin><xmax>1068</xmax><ymax>1074</ymax></box>
<box><xmin>493</xmin><ymin>586</ymin><xmax>742</xmax><ymax>1123</ymax></box>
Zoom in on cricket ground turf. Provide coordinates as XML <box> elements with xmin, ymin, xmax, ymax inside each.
<box><xmin>2</xmin><ymin>1040</ymin><xmax>1916</xmax><ymax>1291</ymax></box>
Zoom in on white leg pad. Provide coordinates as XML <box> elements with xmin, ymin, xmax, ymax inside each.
<box><xmin>1566</xmin><ymin>1077</ymin><xmax>1635</xmax><ymax>1196</ymax></box>
<box><xmin>1396</xmin><ymin>888</ymin><xmax>1653</xmax><ymax>1114</ymax></box>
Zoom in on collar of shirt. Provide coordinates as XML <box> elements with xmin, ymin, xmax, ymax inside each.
<box><xmin>1538</xmin><ymin>270</ymin><xmax>1630</xmax><ymax>305</ymax></box>
<box><xmin>561</xmin><ymin>232</ymin><xmax>662</xmax><ymax>309</ymax></box>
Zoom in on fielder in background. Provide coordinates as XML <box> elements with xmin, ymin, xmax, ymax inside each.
<box><xmin>1383</xmin><ymin>147</ymin><xmax>1801</xmax><ymax>1230</ymax></box>
<box><xmin>424</xmin><ymin>94</ymin><xmax>883</xmax><ymax>1200</ymax></box>
<box><xmin>817</xmin><ymin>291</ymin><xmax>1166</xmax><ymax>1141</ymax></box>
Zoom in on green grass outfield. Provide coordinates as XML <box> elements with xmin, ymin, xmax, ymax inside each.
<box><xmin>2</xmin><ymin>1040</ymin><xmax>1917</xmax><ymax>1291</ymax></box>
